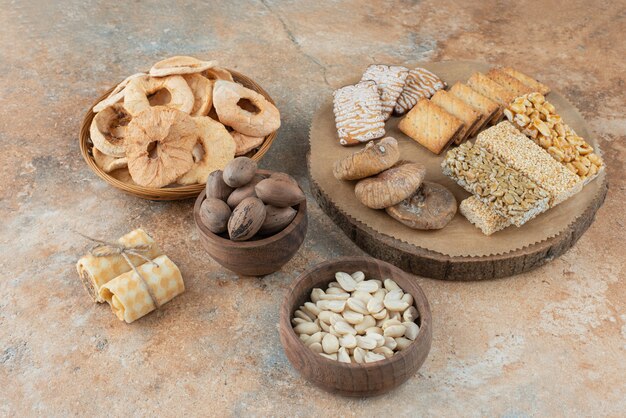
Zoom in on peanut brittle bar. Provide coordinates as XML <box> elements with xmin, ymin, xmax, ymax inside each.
<box><xmin>476</xmin><ymin>121</ymin><xmax>583</xmax><ymax>205</ymax></box>
<box><xmin>503</xmin><ymin>93</ymin><xmax>604</xmax><ymax>183</ymax></box>
<box><xmin>460</xmin><ymin>196</ymin><xmax>511</xmax><ymax>235</ymax></box>
<box><xmin>442</xmin><ymin>142</ymin><xmax>550</xmax><ymax>226</ymax></box>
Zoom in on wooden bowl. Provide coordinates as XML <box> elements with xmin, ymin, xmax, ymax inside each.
<box><xmin>79</xmin><ymin>69</ymin><xmax>278</xmax><ymax>201</ymax></box>
<box><xmin>279</xmin><ymin>257</ymin><xmax>432</xmax><ymax>397</ymax></box>
<box><xmin>193</xmin><ymin>170</ymin><xmax>307</xmax><ymax>276</ymax></box>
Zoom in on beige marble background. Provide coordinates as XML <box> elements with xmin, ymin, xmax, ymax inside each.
<box><xmin>0</xmin><ymin>1</ymin><xmax>624</xmax><ymax>416</ymax></box>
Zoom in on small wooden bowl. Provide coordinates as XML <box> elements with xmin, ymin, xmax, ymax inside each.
<box><xmin>279</xmin><ymin>257</ymin><xmax>432</xmax><ymax>397</ymax></box>
<box><xmin>79</xmin><ymin>69</ymin><xmax>278</xmax><ymax>201</ymax></box>
<box><xmin>193</xmin><ymin>170</ymin><xmax>307</xmax><ymax>276</ymax></box>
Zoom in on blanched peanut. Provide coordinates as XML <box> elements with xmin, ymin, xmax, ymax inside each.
<box><xmin>335</xmin><ymin>272</ymin><xmax>357</xmax><ymax>292</ymax></box>
<box><xmin>383</xmin><ymin>324</ymin><xmax>406</xmax><ymax>338</ymax></box>
<box><xmin>337</xmin><ymin>347</ymin><xmax>351</xmax><ymax>363</ymax></box>
<box><xmin>322</xmin><ymin>333</ymin><xmax>339</xmax><ymax>354</ymax></box>
<box><xmin>367</xmin><ymin>298</ymin><xmax>384</xmax><ymax>314</ymax></box>
<box><xmin>342</xmin><ymin>309</ymin><xmax>364</xmax><ymax>325</ymax></box>
<box><xmin>310</xmin><ymin>288</ymin><xmax>324</xmax><ymax>303</ymax></box>
<box><xmin>355</xmin><ymin>280</ymin><xmax>379</xmax><ymax>293</ymax></box>
<box><xmin>384</xmin><ymin>299</ymin><xmax>410</xmax><ymax>312</ymax></box>
<box><xmin>338</xmin><ymin>334</ymin><xmax>357</xmax><ymax>349</ymax></box>
<box><xmin>309</xmin><ymin>342</ymin><xmax>323</xmax><ymax>353</ymax></box>
<box><xmin>364</xmin><ymin>351</ymin><xmax>386</xmax><ymax>363</ymax></box>
<box><xmin>319</xmin><ymin>352</ymin><xmax>337</xmax><ymax>360</ymax></box>
<box><xmin>404</xmin><ymin>322</ymin><xmax>419</xmax><ymax>341</ymax></box>
<box><xmin>373</xmin><ymin>346</ymin><xmax>394</xmax><ymax>359</ymax></box>
<box><xmin>351</xmin><ymin>271</ymin><xmax>365</xmax><ymax>282</ymax></box>
<box><xmin>356</xmin><ymin>335</ymin><xmax>377</xmax><ymax>350</ymax></box>
<box><xmin>334</xmin><ymin>320</ymin><xmax>357</xmax><ymax>336</ymax></box>
<box><xmin>354</xmin><ymin>315</ymin><xmax>376</xmax><ymax>334</ymax></box>
<box><xmin>395</xmin><ymin>337</ymin><xmax>412</xmax><ymax>351</ymax></box>
<box><xmin>353</xmin><ymin>347</ymin><xmax>367</xmax><ymax>364</ymax></box>
<box><xmin>372</xmin><ymin>308</ymin><xmax>388</xmax><ymax>320</ymax></box>
<box><xmin>294</xmin><ymin>322</ymin><xmax>320</xmax><ymax>335</ymax></box>
<box><xmin>403</xmin><ymin>306</ymin><xmax>419</xmax><ymax>323</ymax></box>
<box><xmin>351</xmin><ymin>290</ymin><xmax>373</xmax><ymax>303</ymax></box>
<box><xmin>384</xmin><ymin>278</ymin><xmax>400</xmax><ymax>291</ymax></box>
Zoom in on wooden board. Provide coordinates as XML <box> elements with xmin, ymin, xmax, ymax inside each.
<box><xmin>308</xmin><ymin>62</ymin><xmax>608</xmax><ymax>280</ymax></box>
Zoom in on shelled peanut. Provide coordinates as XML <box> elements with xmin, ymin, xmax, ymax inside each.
<box><xmin>291</xmin><ymin>271</ymin><xmax>420</xmax><ymax>363</ymax></box>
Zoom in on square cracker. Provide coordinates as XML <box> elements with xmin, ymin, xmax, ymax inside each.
<box><xmin>486</xmin><ymin>68</ymin><xmax>534</xmax><ymax>97</ymax></box>
<box><xmin>398</xmin><ymin>98</ymin><xmax>463</xmax><ymax>155</ymax></box>
<box><xmin>467</xmin><ymin>72</ymin><xmax>517</xmax><ymax>123</ymax></box>
<box><xmin>501</xmin><ymin>67</ymin><xmax>550</xmax><ymax>95</ymax></box>
<box><xmin>448</xmin><ymin>82</ymin><xmax>499</xmax><ymax>137</ymax></box>
<box><xmin>430</xmin><ymin>90</ymin><xmax>482</xmax><ymax>144</ymax></box>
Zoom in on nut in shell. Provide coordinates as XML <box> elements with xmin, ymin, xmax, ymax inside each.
<box><xmin>255</xmin><ymin>178</ymin><xmax>305</xmax><ymax>208</ymax></box>
<box><xmin>227</xmin><ymin>196</ymin><xmax>266</xmax><ymax>241</ymax></box>
<box><xmin>226</xmin><ymin>174</ymin><xmax>265</xmax><ymax>208</ymax></box>
<box><xmin>258</xmin><ymin>205</ymin><xmax>297</xmax><ymax>235</ymax></box>
<box><xmin>205</xmin><ymin>170</ymin><xmax>234</xmax><ymax>201</ymax></box>
<box><xmin>200</xmin><ymin>197</ymin><xmax>232</xmax><ymax>234</ymax></box>
<box><xmin>222</xmin><ymin>156</ymin><xmax>258</xmax><ymax>188</ymax></box>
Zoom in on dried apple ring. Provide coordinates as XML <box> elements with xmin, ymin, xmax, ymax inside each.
<box><xmin>124</xmin><ymin>75</ymin><xmax>194</xmax><ymax>116</ymax></box>
<box><xmin>149</xmin><ymin>56</ymin><xmax>217</xmax><ymax>77</ymax></box>
<box><xmin>93</xmin><ymin>73</ymin><xmax>146</xmax><ymax>113</ymax></box>
<box><xmin>202</xmin><ymin>66</ymin><xmax>234</xmax><ymax>82</ymax></box>
<box><xmin>184</xmin><ymin>74</ymin><xmax>213</xmax><ymax>116</ymax></box>
<box><xmin>213</xmin><ymin>80</ymin><xmax>281</xmax><ymax>137</ymax></box>
<box><xmin>230</xmin><ymin>131</ymin><xmax>265</xmax><ymax>156</ymax></box>
<box><xmin>126</xmin><ymin>107</ymin><xmax>197</xmax><ymax>188</ymax></box>
<box><xmin>93</xmin><ymin>147</ymin><xmax>128</xmax><ymax>173</ymax></box>
<box><xmin>177</xmin><ymin>117</ymin><xmax>236</xmax><ymax>185</ymax></box>
<box><xmin>90</xmin><ymin>103</ymin><xmax>132</xmax><ymax>157</ymax></box>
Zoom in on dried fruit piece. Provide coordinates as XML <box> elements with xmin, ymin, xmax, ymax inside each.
<box><xmin>126</xmin><ymin>107</ymin><xmax>197</xmax><ymax>188</ymax></box>
<box><xmin>149</xmin><ymin>56</ymin><xmax>217</xmax><ymax>77</ymax></box>
<box><xmin>354</xmin><ymin>162</ymin><xmax>426</xmax><ymax>209</ymax></box>
<box><xmin>92</xmin><ymin>147</ymin><xmax>127</xmax><ymax>173</ymax></box>
<box><xmin>124</xmin><ymin>75</ymin><xmax>194</xmax><ymax>116</ymax></box>
<box><xmin>333</xmin><ymin>137</ymin><xmax>400</xmax><ymax>181</ymax></box>
<box><xmin>385</xmin><ymin>182</ymin><xmax>457</xmax><ymax>230</ymax></box>
<box><xmin>230</xmin><ymin>131</ymin><xmax>265</xmax><ymax>156</ymax></box>
<box><xmin>183</xmin><ymin>74</ymin><xmax>213</xmax><ymax>116</ymax></box>
<box><xmin>90</xmin><ymin>103</ymin><xmax>132</xmax><ymax>157</ymax></box>
<box><xmin>177</xmin><ymin>116</ymin><xmax>236</xmax><ymax>185</ymax></box>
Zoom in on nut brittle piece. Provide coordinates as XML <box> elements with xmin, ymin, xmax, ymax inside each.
<box><xmin>503</xmin><ymin>93</ymin><xmax>604</xmax><ymax>183</ymax></box>
<box><xmin>476</xmin><ymin>121</ymin><xmax>583</xmax><ymax>205</ymax></box>
<box><xmin>333</xmin><ymin>80</ymin><xmax>386</xmax><ymax>146</ymax></box>
<box><xmin>460</xmin><ymin>196</ymin><xmax>511</xmax><ymax>235</ymax></box>
<box><xmin>442</xmin><ymin>142</ymin><xmax>550</xmax><ymax>226</ymax></box>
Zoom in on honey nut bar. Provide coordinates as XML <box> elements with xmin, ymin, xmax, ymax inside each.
<box><xmin>476</xmin><ymin>121</ymin><xmax>582</xmax><ymax>206</ymax></box>
<box><xmin>442</xmin><ymin>142</ymin><xmax>550</xmax><ymax>226</ymax></box>
<box><xmin>503</xmin><ymin>92</ymin><xmax>604</xmax><ymax>183</ymax></box>
<box><xmin>460</xmin><ymin>196</ymin><xmax>512</xmax><ymax>236</ymax></box>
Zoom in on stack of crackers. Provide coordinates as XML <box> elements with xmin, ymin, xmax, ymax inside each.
<box><xmin>398</xmin><ymin>67</ymin><xmax>551</xmax><ymax>155</ymax></box>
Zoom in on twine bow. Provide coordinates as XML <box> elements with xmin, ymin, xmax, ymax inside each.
<box><xmin>78</xmin><ymin>232</ymin><xmax>161</xmax><ymax>308</ymax></box>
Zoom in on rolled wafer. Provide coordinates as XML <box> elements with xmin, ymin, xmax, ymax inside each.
<box><xmin>99</xmin><ymin>255</ymin><xmax>184</xmax><ymax>323</ymax></box>
<box><xmin>76</xmin><ymin>229</ymin><xmax>162</xmax><ymax>302</ymax></box>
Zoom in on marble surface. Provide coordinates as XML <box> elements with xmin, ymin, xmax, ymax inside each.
<box><xmin>1</xmin><ymin>1</ymin><xmax>624</xmax><ymax>416</ymax></box>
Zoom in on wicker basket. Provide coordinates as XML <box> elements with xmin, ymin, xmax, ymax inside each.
<box><xmin>79</xmin><ymin>69</ymin><xmax>278</xmax><ymax>200</ymax></box>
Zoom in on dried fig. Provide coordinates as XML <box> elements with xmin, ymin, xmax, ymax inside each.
<box><xmin>259</xmin><ymin>205</ymin><xmax>297</xmax><ymax>235</ymax></box>
<box><xmin>222</xmin><ymin>157</ymin><xmax>257</xmax><ymax>187</ymax></box>
<box><xmin>200</xmin><ymin>198</ymin><xmax>232</xmax><ymax>234</ymax></box>
<box><xmin>386</xmin><ymin>182</ymin><xmax>457</xmax><ymax>230</ymax></box>
<box><xmin>228</xmin><ymin>197</ymin><xmax>266</xmax><ymax>241</ymax></box>
<box><xmin>354</xmin><ymin>161</ymin><xmax>425</xmax><ymax>209</ymax></box>
<box><xmin>205</xmin><ymin>170</ymin><xmax>234</xmax><ymax>201</ymax></box>
<box><xmin>255</xmin><ymin>178</ymin><xmax>305</xmax><ymax>208</ymax></box>
<box><xmin>333</xmin><ymin>137</ymin><xmax>400</xmax><ymax>180</ymax></box>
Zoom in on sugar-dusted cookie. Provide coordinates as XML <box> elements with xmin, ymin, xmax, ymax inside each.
<box><xmin>430</xmin><ymin>90</ymin><xmax>481</xmax><ymax>144</ymax></box>
<box><xmin>360</xmin><ymin>64</ymin><xmax>409</xmax><ymax>120</ymax></box>
<box><xmin>333</xmin><ymin>80</ymin><xmax>386</xmax><ymax>146</ymax></box>
<box><xmin>398</xmin><ymin>98</ymin><xmax>463</xmax><ymax>155</ymax></box>
<box><xmin>486</xmin><ymin>68</ymin><xmax>533</xmax><ymax>97</ymax></box>
<box><xmin>448</xmin><ymin>82</ymin><xmax>499</xmax><ymax>137</ymax></box>
<box><xmin>394</xmin><ymin>67</ymin><xmax>446</xmax><ymax>116</ymax></box>
<box><xmin>500</xmin><ymin>67</ymin><xmax>550</xmax><ymax>95</ymax></box>
<box><xmin>467</xmin><ymin>72</ymin><xmax>517</xmax><ymax>123</ymax></box>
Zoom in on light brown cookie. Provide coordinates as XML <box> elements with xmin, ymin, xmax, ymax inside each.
<box><xmin>398</xmin><ymin>98</ymin><xmax>463</xmax><ymax>155</ymax></box>
<box><xmin>500</xmin><ymin>67</ymin><xmax>550</xmax><ymax>95</ymax></box>
<box><xmin>486</xmin><ymin>68</ymin><xmax>534</xmax><ymax>97</ymax></box>
<box><xmin>333</xmin><ymin>80</ymin><xmax>386</xmax><ymax>146</ymax></box>
<box><xmin>466</xmin><ymin>72</ymin><xmax>517</xmax><ymax>123</ymax></box>
<box><xmin>361</xmin><ymin>64</ymin><xmax>409</xmax><ymax>120</ymax></box>
<box><xmin>430</xmin><ymin>90</ymin><xmax>481</xmax><ymax>144</ymax></box>
<box><xmin>448</xmin><ymin>82</ymin><xmax>499</xmax><ymax>137</ymax></box>
<box><xmin>394</xmin><ymin>68</ymin><xmax>446</xmax><ymax>116</ymax></box>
